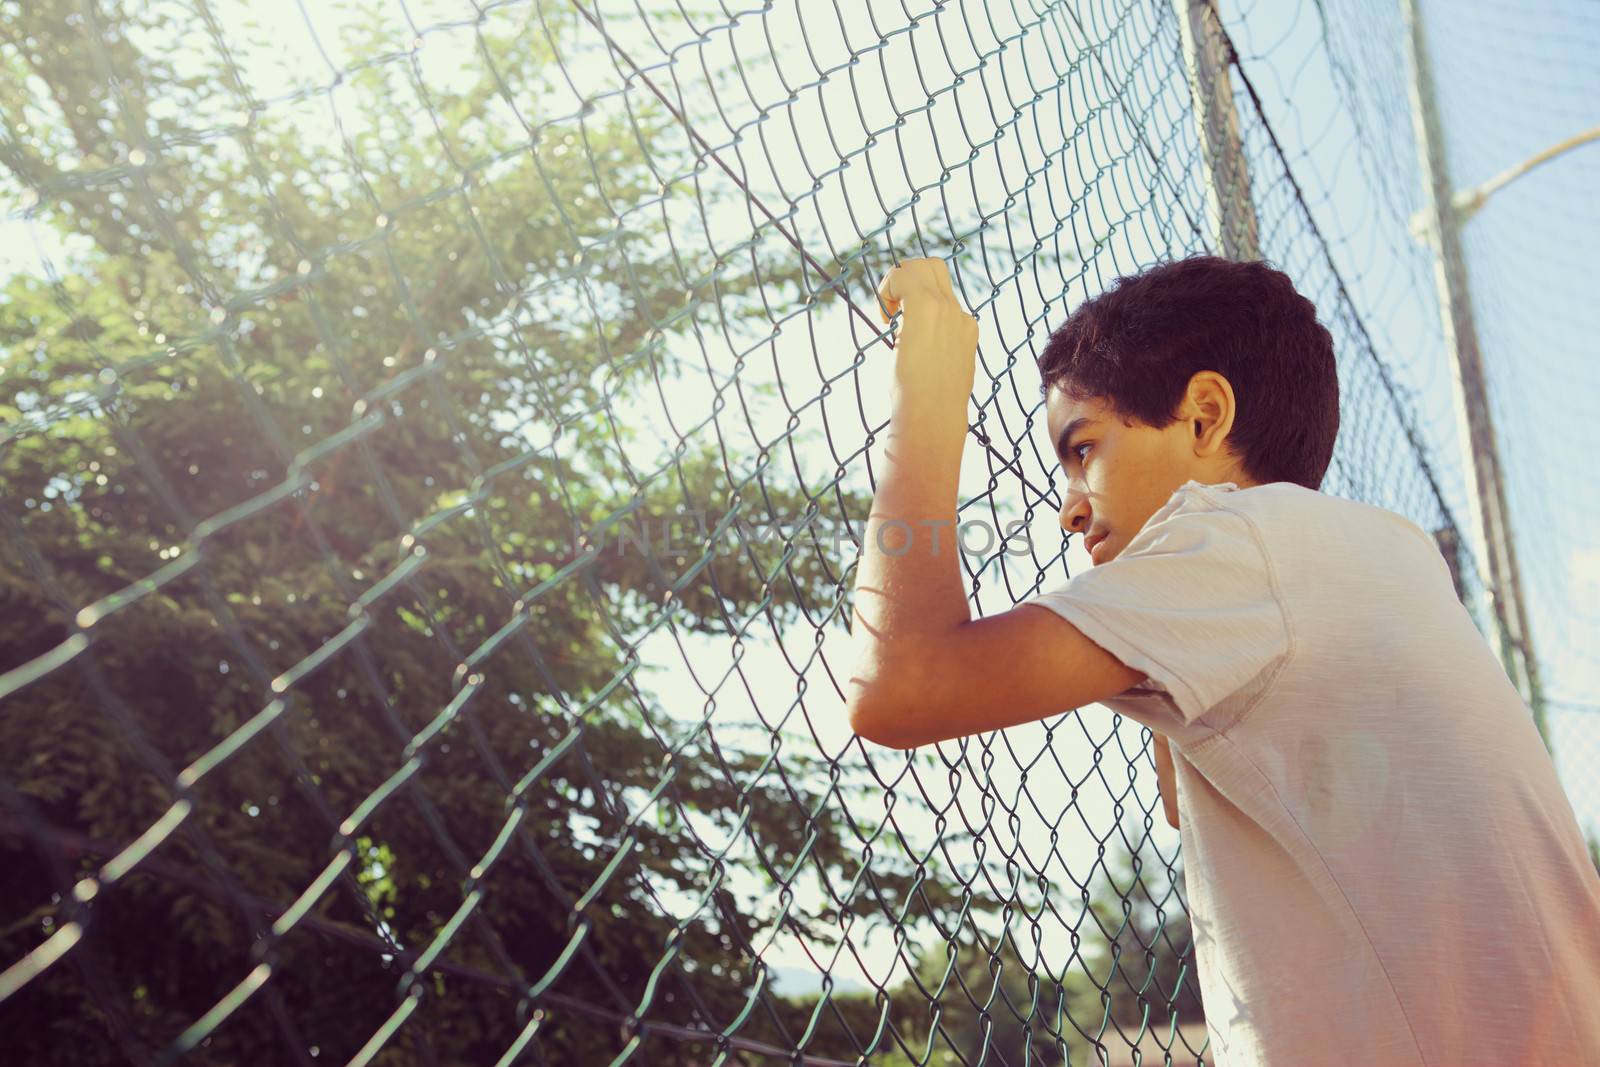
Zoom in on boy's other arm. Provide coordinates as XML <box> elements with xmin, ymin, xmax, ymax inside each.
<box><xmin>1153</xmin><ymin>732</ymin><xmax>1180</xmax><ymax>829</ymax></box>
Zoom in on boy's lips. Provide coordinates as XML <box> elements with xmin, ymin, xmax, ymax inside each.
<box><xmin>1086</xmin><ymin>531</ymin><xmax>1109</xmax><ymax>562</ymax></box>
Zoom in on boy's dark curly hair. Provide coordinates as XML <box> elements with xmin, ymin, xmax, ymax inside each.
<box><xmin>1038</xmin><ymin>255</ymin><xmax>1340</xmax><ymax>490</ymax></box>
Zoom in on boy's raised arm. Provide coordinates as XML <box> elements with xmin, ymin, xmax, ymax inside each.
<box><xmin>844</xmin><ymin>259</ymin><xmax>1144</xmax><ymax>749</ymax></box>
<box><xmin>842</xmin><ymin>258</ymin><xmax>976</xmax><ymax>727</ymax></box>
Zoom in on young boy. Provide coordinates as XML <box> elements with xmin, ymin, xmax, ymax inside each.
<box><xmin>846</xmin><ymin>254</ymin><xmax>1600</xmax><ymax>1066</ymax></box>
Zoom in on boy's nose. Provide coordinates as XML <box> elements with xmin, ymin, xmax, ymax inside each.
<box><xmin>1059</xmin><ymin>490</ymin><xmax>1091</xmax><ymax>535</ymax></box>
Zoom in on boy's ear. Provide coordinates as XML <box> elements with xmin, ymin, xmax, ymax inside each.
<box><xmin>1184</xmin><ymin>371</ymin><xmax>1237</xmax><ymax>457</ymax></box>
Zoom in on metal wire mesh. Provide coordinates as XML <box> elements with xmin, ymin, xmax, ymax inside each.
<box><xmin>1414</xmin><ymin>0</ymin><xmax>1600</xmax><ymax>853</ymax></box>
<box><xmin>0</xmin><ymin>1</ymin><xmax>1524</xmax><ymax>1064</ymax></box>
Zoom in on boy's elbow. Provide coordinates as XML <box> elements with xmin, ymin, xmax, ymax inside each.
<box><xmin>846</xmin><ymin>688</ymin><xmax>917</xmax><ymax>749</ymax></box>
<box><xmin>845</xmin><ymin>636</ymin><xmax>951</xmax><ymax>749</ymax></box>
<box><xmin>845</xmin><ymin>663</ymin><xmax>931</xmax><ymax>749</ymax></box>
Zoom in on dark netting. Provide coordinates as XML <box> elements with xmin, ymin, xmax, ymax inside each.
<box><xmin>0</xmin><ymin>1</ymin><xmax>1529</xmax><ymax>1064</ymax></box>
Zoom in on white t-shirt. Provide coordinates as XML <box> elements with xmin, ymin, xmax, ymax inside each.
<box><xmin>1022</xmin><ymin>479</ymin><xmax>1600</xmax><ymax>1067</ymax></box>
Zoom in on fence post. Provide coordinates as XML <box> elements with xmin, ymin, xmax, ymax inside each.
<box><xmin>1399</xmin><ymin>0</ymin><xmax>1549</xmax><ymax>748</ymax></box>
<box><xmin>1173</xmin><ymin>0</ymin><xmax>1260</xmax><ymax>260</ymax></box>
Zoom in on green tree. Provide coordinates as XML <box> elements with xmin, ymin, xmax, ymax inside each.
<box><xmin>1079</xmin><ymin>819</ymin><xmax>1205</xmax><ymax>1048</ymax></box>
<box><xmin>0</xmin><ymin>2</ymin><xmax>953</xmax><ymax>1063</ymax></box>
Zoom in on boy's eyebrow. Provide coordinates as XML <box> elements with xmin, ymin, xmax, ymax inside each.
<box><xmin>1055</xmin><ymin>417</ymin><xmax>1094</xmax><ymax>459</ymax></box>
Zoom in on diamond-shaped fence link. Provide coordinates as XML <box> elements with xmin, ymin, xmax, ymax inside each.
<box><xmin>0</xmin><ymin>1</ymin><xmax>1530</xmax><ymax>1064</ymax></box>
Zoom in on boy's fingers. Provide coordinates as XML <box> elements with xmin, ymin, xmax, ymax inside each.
<box><xmin>897</xmin><ymin>257</ymin><xmax>955</xmax><ymax>302</ymax></box>
<box><xmin>877</xmin><ymin>257</ymin><xmax>965</xmax><ymax>329</ymax></box>
<box><xmin>877</xmin><ymin>268</ymin><xmax>899</xmax><ymax>323</ymax></box>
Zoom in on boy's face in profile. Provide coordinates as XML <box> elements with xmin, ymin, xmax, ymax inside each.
<box><xmin>1045</xmin><ymin>381</ymin><xmax>1240</xmax><ymax>566</ymax></box>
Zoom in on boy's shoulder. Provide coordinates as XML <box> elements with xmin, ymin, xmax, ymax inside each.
<box><xmin>1169</xmin><ymin>479</ymin><xmax>1451</xmax><ymax>589</ymax></box>
<box><xmin>1176</xmin><ymin>479</ymin><xmax>1436</xmax><ymax>547</ymax></box>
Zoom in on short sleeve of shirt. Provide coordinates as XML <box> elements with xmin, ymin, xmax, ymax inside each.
<box><xmin>1021</xmin><ymin>486</ymin><xmax>1292</xmax><ymax>726</ymax></box>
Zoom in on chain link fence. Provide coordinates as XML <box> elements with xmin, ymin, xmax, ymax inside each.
<box><xmin>0</xmin><ymin>1</ymin><xmax>1550</xmax><ymax>1064</ymax></box>
<box><xmin>1415</xmin><ymin>0</ymin><xmax>1600</xmax><ymax>851</ymax></box>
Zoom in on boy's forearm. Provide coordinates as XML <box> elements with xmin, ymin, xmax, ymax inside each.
<box><xmin>846</xmin><ymin>382</ymin><xmax>971</xmax><ymax>700</ymax></box>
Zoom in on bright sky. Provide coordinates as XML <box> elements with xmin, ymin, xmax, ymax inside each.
<box><xmin>5</xmin><ymin>0</ymin><xmax>1595</xmax><ymax>1004</ymax></box>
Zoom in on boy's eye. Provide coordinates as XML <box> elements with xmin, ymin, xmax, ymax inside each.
<box><xmin>1072</xmin><ymin>443</ymin><xmax>1092</xmax><ymax>464</ymax></box>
